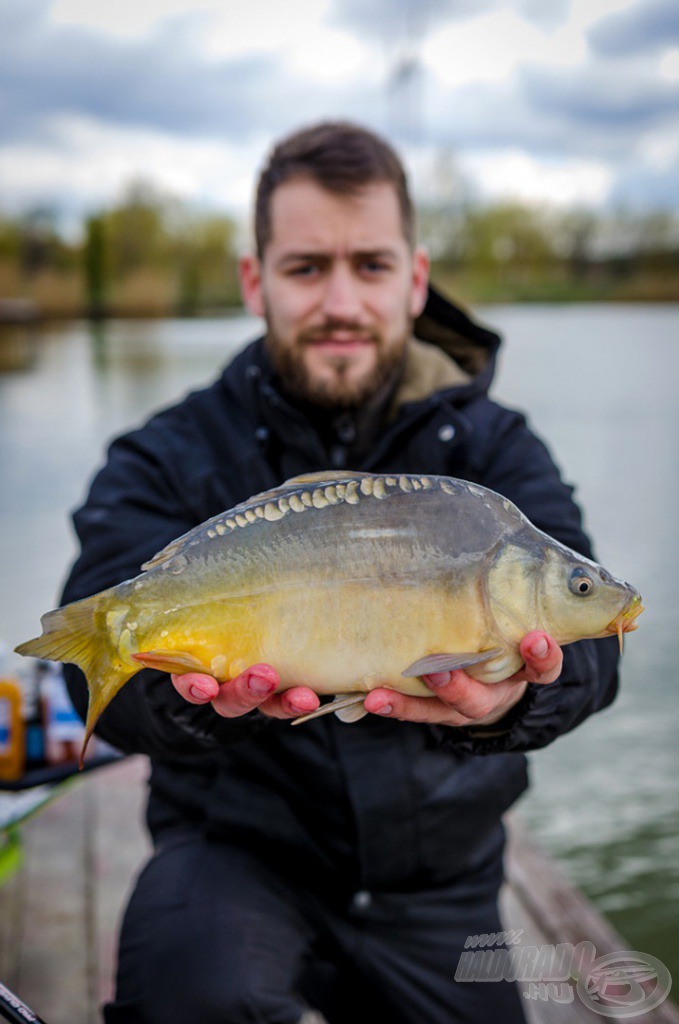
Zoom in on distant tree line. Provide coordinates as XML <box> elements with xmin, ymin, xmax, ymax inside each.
<box><xmin>1</xmin><ymin>179</ymin><xmax>678</xmax><ymax>317</ymax></box>
<box><xmin>0</xmin><ymin>179</ymin><xmax>241</xmax><ymax>318</ymax></box>
<box><xmin>421</xmin><ymin>201</ymin><xmax>679</xmax><ymax>303</ymax></box>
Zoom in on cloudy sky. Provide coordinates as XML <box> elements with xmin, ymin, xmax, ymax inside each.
<box><xmin>1</xmin><ymin>0</ymin><xmax>678</xmax><ymax>229</ymax></box>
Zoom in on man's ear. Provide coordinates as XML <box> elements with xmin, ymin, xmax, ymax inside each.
<box><xmin>239</xmin><ymin>254</ymin><xmax>265</xmax><ymax>317</ymax></box>
<box><xmin>409</xmin><ymin>246</ymin><xmax>430</xmax><ymax>319</ymax></box>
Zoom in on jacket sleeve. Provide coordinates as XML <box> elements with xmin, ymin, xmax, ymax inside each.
<box><xmin>441</xmin><ymin>402</ymin><xmax>620</xmax><ymax>756</ymax></box>
<box><xmin>61</xmin><ymin>423</ymin><xmax>269</xmax><ymax>760</ymax></box>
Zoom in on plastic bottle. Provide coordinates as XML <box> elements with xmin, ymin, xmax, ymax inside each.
<box><xmin>43</xmin><ymin>663</ymin><xmax>84</xmax><ymax>765</ymax></box>
<box><xmin>22</xmin><ymin>661</ymin><xmax>47</xmax><ymax>771</ymax></box>
<box><xmin>0</xmin><ymin>643</ymin><xmax>26</xmax><ymax>781</ymax></box>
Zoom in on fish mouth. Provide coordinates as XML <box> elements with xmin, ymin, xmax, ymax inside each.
<box><xmin>606</xmin><ymin>593</ymin><xmax>644</xmax><ymax>652</ymax></box>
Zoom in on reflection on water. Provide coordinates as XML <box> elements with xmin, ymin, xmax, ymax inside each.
<box><xmin>1</xmin><ymin>305</ymin><xmax>677</xmax><ymax>976</ymax></box>
<box><xmin>490</xmin><ymin>303</ymin><xmax>679</xmax><ymax>978</ymax></box>
<box><xmin>0</xmin><ymin>322</ymin><xmax>38</xmax><ymax>372</ymax></box>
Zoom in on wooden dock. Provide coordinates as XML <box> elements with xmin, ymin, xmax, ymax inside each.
<box><xmin>0</xmin><ymin>758</ymin><xmax>150</xmax><ymax>1024</ymax></box>
<box><xmin>1</xmin><ymin>757</ymin><xmax>677</xmax><ymax>1024</ymax></box>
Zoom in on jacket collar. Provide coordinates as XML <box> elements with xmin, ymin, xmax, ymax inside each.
<box><xmin>414</xmin><ymin>283</ymin><xmax>501</xmax><ymax>392</ymax></box>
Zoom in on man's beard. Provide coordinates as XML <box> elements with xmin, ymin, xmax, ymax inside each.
<box><xmin>265</xmin><ymin>319</ymin><xmax>409</xmax><ymax>411</ymax></box>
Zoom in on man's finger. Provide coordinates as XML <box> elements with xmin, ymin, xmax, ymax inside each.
<box><xmin>210</xmin><ymin>663</ymin><xmax>280</xmax><ymax>717</ymax></box>
<box><xmin>421</xmin><ymin>670</ymin><xmax>500</xmax><ymax>719</ymax></box>
<box><xmin>171</xmin><ymin>672</ymin><xmax>220</xmax><ymax>704</ymax></box>
<box><xmin>518</xmin><ymin>631</ymin><xmax>562</xmax><ymax>684</ymax></box>
<box><xmin>259</xmin><ymin>687</ymin><xmax>321</xmax><ymax>719</ymax></box>
<box><xmin>171</xmin><ymin>664</ymin><xmax>280</xmax><ymax>717</ymax></box>
<box><xmin>363</xmin><ymin>687</ymin><xmax>474</xmax><ymax>725</ymax></box>
<box><xmin>171</xmin><ymin>665</ymin><xmax>321</xmax><ymax>720</ymax></box>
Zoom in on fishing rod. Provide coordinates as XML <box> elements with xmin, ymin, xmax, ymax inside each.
<box><xmin>0</xmin><ymin>981</ymin><xmax>48</xmax><ymax>1024</ymax></box>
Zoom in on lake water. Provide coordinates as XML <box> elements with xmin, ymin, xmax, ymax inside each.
<box><xmin>1</xmin><ymin>304</ymin><xmax>677</xmax><ymax>977</ymax></box>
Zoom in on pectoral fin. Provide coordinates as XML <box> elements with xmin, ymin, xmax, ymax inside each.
<box><xmin>402</xmin><ymin>648</ymin><xmax>504</xmax><ymax>678</ymax></box>
<box><xmin>291</xmin><ymin>693</ymin><xmax>367</xmax><ymax>726</ymax></box>
<box><xmin>132</xmin><ymin>650</ymin><xmax>207</xmax><ymax>674</ymax></box>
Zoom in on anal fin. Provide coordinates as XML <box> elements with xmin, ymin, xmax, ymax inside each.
<box><xmin>402</xmin><ymin>648</ymin><xmax>504</xmax><ymax>678</ymax></box>
<box><xmin>292</xmin><ymin>693</ymin><xmax>366</xmax><ymax>726</ymax></box>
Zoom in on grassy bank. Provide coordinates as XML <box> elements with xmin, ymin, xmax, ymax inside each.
<box><xmin>0</xmin><ymin>262</ymin><xmax>243</xmax><ymax>320</ymax></box>
<box><xmin>430</xmin><ymin>264</ymin><xmax>679</xmax><ymax>307</ymax></box>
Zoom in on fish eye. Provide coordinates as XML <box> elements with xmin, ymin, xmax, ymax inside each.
<box><xmin>570</xmin><ymin>568</ymin><xmax>594</xmax><ymax>596</ymax></box>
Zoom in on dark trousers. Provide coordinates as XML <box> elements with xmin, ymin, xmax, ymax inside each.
<box><xmin>104</xmin><ymin>832</ymin><xmax>527</xmax><ymax>1024</ymax></box>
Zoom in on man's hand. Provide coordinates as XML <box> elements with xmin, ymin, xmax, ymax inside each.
<box><xmin>170</xmin><ymin>631</ymin><xmax>561</xmax><ymax>727</ymax></box>
<box><xmin>361</xmin><ymin>631</ymin><xmax>562</xmax><ymax>726</ymax></box>
<box><xmin>363</xmin><ymin>631</ymin><xmax>562</xmax><ymax>727</ymax></box>
<box><xmin>170</xmin><ymin>665</ymin><xmax>319</xmax><ymax>720</ymax></box>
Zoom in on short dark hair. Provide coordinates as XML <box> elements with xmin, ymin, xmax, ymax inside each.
<box><xmin>254</xmin><ymin>121</ymin><xmax>415</xmax><ymax>256</ymax></box>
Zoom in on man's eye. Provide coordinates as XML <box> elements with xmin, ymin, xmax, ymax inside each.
<box><xmin>361</xmin><ymin>260</ymin><xmax>390</xmax><ymax>274</ymax></box>
<box><xmin>288</xmin><ymin>264</ymin><xmax>319</xmax><ymax>277</ymax></box>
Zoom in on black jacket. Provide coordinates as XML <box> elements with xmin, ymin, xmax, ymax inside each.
<box><xmin>62</xmin><ymin>287</ymin><xmax>619</xmax><ymax>895</ymax></box>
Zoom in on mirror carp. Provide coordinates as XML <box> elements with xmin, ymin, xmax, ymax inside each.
<box><xmin>15</xmin><ymin>472</ymin><xmax>643</xmax><ymax>760</ymax></box>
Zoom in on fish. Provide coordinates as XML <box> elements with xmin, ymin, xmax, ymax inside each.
<box><xmin>15</xmin><ymin>472</ymin><xmax>643</xmax><ymax>760</ymax></box>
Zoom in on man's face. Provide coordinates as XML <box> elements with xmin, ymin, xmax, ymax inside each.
<box><xmin>240</xmin><ymin>178</ymin><xmax>429</xmax><ymax>408</ymax></box>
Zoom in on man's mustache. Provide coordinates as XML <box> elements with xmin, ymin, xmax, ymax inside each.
<box><xmin>299</xmin><ymin>320</ymin><xmax>380</xmax><ymax>344</ymax></box>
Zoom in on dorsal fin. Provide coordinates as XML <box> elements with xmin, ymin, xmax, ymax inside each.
<box><xmin>223</xmin><ymin>472</ymin><xmax>372</xmax><ymax>513</ymax></box>
<box><xmin>283</xmin><ymin>471</ymin><xmax>371</xmax><ymax>486</ymax></box>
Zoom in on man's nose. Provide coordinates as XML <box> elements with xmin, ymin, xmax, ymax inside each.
<box><xmin>321</xmin><ymin>264</ymin><xmax>362</xmax><ymax>321</ymax></box>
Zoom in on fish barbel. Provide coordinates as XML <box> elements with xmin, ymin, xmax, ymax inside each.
<box><xmin>15</xmin><ymin>472</ymin><xmax>643</xmax><ymax>759</ymax></box>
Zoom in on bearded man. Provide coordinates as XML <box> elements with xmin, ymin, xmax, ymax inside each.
<box><xmin>62</xmin><ymin>122</ymin><xmax>619</xmax><ymax>1024</ymax></box>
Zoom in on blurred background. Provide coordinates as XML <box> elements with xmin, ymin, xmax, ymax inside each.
<box><xmin>1</xmin><ymin>0</ymin><xmax>678</xmax><ymax>994</ymax></box>
<box><xmin>1</xmin><ymin>0</ymin><xmax>679</xmax><ymax>315</ymax></box>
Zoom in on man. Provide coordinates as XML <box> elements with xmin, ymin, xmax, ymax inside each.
<box><xmin>63</xmin><ymin>122</ymin><xmax>619</xmax><ymax>1024</ymax></box>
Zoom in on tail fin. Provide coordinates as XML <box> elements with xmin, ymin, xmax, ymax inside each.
<box><xmin>15</xmin><ymin>595</ymin><xmax>137</xmax><ymax>766</ymax></box>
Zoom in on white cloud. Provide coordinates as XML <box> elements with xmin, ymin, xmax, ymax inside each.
<box><xmin>50</xmin><ymin>0</ymin><xmax>369</xmax><ymax>84</ymax></box>
<box><xmin>0</xmin><ymin>114</ymin><xmax>262</xmax><ymax>216</ymax></box>
<box><xmin>637</xmin><ymin>123</ymin><xmax>679</xmax><ymax>170</ymax></box>
<box><xmin>203</xmin><ymin>0</ymin><xmax>332</xmax><ymax>58</ymax></box>
<box><xmin>571</xmin><ymin>0</ymin><xmax>641</xmax><ymax>31</ymax></box>
<box><xmin>49</xmin><ymin>0</ymin><xmax>213</xmax><ymax>39</ymax></box>
<box><xmin>460</xmin><ymin>148</ymin><xmax>613</xmax><ymax>206</ymax></box>
<box><xmin>422</xmin><ymin>9</ymin><xmax>585</xmax><ymax>90</ymax></box>
<box><xmin>659</xmin><ymin>48</ymin><xmax>679</xmax><ymax>81</ymax></box>
<box><xmin>286</xmin><ymin>25</ymin><xmax>373</xmax><ymax>83</ymax></box>
<box><xmin>198</xmin><ymin>2</ymin><xmax>376</xmax><ymax>84</ymax></box>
